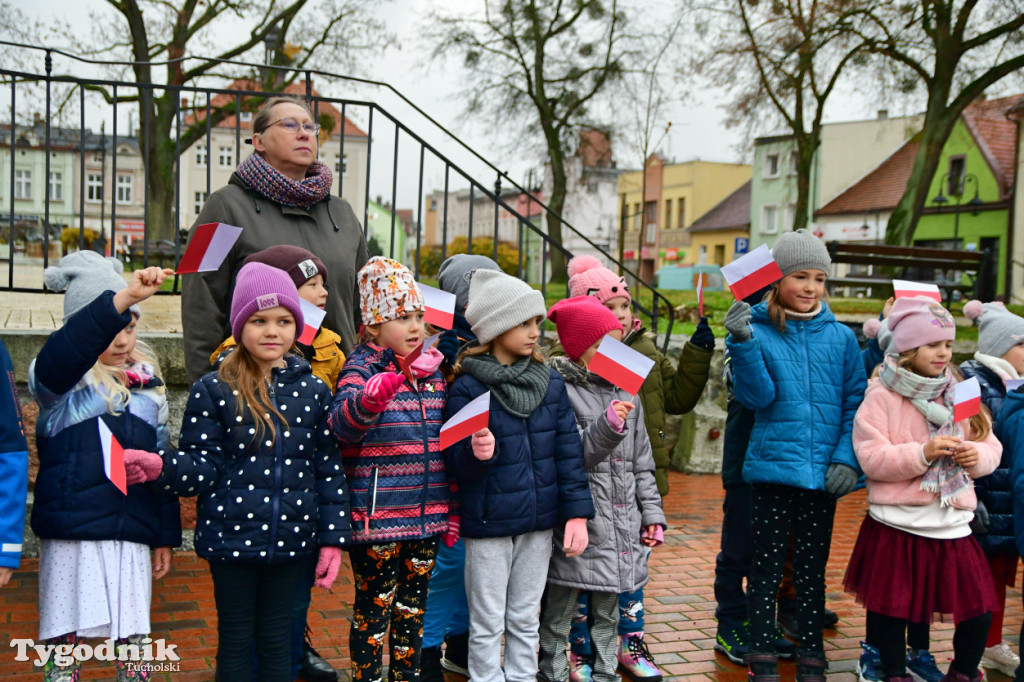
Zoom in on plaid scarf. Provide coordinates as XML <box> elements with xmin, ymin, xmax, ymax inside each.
<box><xmin>878</xmin><ymin>355</ymin><xmax>970</xmax><ymax>506</ymax></box>
<box><xmin>235</xmin><ymin>152</ymin><xmax>333</xmax><ymax>209</ymax></box>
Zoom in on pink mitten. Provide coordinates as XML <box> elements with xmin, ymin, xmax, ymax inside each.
<box><xmin>443</xmin><ymin>514</ymin><xmax>461</xmax><ymax>548</ymax></box>
<box><xmin>123</xmin><ymin>449</ymin><xmax>163</xmax><ymax>484</ymax></box>
<box><xmin>471</xmin><ymin>429</ymin><xmax>495</xmax><ymax>461</ymax></box>
<box><xmin>314</xmin><ymin>546</ymin><xmax>342</xmax><ymax>589</ymax></box>
<box><xmin>606</xmin><ymin>401</ymin><xmax>625</xmax><ymax>432</ymax></box>
<box><xmin>411</xmin><ymin>347</ymin><xmax>444</xmax><ymax>378</ymax></box>
<box><xmin>641</xmin><ymin>525</ymin><xmax>665</xmax><ymax>547</ymax></box>
<box><xmin>361</xmin><ymin>372</ymin><xmax>404</xmax><ymax>413</ymax></box>
<box><xmin>563</xmin><ymin>518</ymin><xmax>589</xmax><ymax>558</ymax></box>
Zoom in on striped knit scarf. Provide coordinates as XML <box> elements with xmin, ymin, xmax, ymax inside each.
<box><xmin>879</xmin><ymin>355</ymin><xmax>970</xmax><ymax>506</ymax></box>
<box><xmin>235</xmin><ymin>152</ymin><xmax>333</xmax><ymax>209</ymax></box>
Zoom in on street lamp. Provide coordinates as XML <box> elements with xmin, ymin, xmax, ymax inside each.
<box><xmin>932</xmin><ymin>172</ymin><xmax>983</xmax><ymax>249</ymax></box>
<box><xmin>262</xmin><ymin>24</ymin><xmax>281</xmax><ymax>84</ymax></box>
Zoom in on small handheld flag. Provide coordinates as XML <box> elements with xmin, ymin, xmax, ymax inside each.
<box><xmin>98</xmin><ymin>419</ymin><xmax>128</xmax><ymax>495</ymax></box>
<box><xmin>720</xmin><ymin>245</ymin><xmax>783</xmax><ymax>301</ymax></box>
<box><xmin>953</xmin><ymin>377</ymin><xmax>982</xmax><ymax>423</ymax></box>
<box><xmin>401</xmin><ymin>331</ymin><xmax>442</xmax><ymax>382</ymax></box>
<box><xmin>176</xmin><ymin>223</ymin><xmax>243</xmax><ymax>274</ymax></box>
<box><xmin>588</xmin><ymin>334</ymin><xmax>656</xmax><ymax>396</ymax></box>
<box><xmin>297</xmin><ymin>298</ymin><xmax>327</xmax><ymax>345</ymax></box>
<box><xmin>440</xmin><ymin>391</ymin><xmax>491</xmax><ymax>450</ymax></box>
<box><xmin>696</xmin><ymin>274</ymin><xmax>704</xmax><ymax>318</ymax></box>
<box><xmin>893</xmin><ymin>280</ymin><xmax>941</xmax><ymax>302</ymax></box>
<box><xmin>418</xmin><ymin>283</ymin><xmax>457</xmax><ymax>330</ymax></box>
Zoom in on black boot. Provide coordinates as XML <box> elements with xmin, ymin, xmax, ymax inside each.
<box><xmin>299</xmin><ymin>627</ymin><xmax>339</xmax><ymax>682</ymax></box>
<box><xmin>745</xmin><ymin>652</ymin><xmax>780</xmax><ymax>682</ymax></box>
<box><xmin>442</xmin><ymin>632</ymin><xmax>470</xmax><ymax>678</ymax></box>
<box><xmin>795</xmin><ymin>653</ymin><xmax>827</xmax><ymax>682</ymax></box>
<box><xmin>421</xmin><ymin>645</ymin><xmax>445</xmax><ymax>682</ymax></box>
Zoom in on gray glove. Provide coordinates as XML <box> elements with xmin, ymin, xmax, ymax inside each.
<box><xmin>724</xmin><ymin>301</ymin><xmax>752</xmax><ymax>342</ymax></box>
<box><xmin>825</xmin><ymin>463</ymin><xmax>858</xmax><ymax>497</ymax></box>
<box><xmin>970</xmin><ymin>500</ymin><xmax>990</xmax><ymax>535</ymax></box>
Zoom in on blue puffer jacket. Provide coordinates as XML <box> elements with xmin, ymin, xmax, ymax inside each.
<box><xmin>159</xmin><ymin>354</ymin><xmax>351</xmax><ymax>563</ymax></box>
<box><xmin>0</xmin><ymin>339</ymin><xmax>28</xmax><ymax>569</ymax></box>
<box><xmin>999</xmin><ymin>388</ymin><xmax>1024</xmax><ymax>557</ymax></box>
<box><xmin>29</xmin><ymin>292</ymin><xmax>181</xmax><ymax>548</ymax></box>
<box><xmin>726</xmin><ymin>301</ymin><xmax>867</xmax><ymax>490</ymax></box>
<box><xmin>445</xmin><ymin>366</ymin><xmax>595</xmax><ymax>539</ymax></box>
<box><xmin>960</xmin><ymin>359</ymin><xmax>1014</xmax><ymax>554</ymax></box>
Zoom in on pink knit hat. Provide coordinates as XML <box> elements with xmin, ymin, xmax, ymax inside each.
<box><xmin>230</xmin><ymin>263</ymin><xmax>305</xmax><ymax>341</ymax></box>
<box><xmin>567</xmin><ymin>255</ymin><xmax>631</xmax><ymax>305</ymax></box>
<box><xmin>548</xmin><ymin>296</ymin><xmax>624</xmax><ymax>362</ymax></box>
<box><xmin>886</xmin><ymin>296</ymin><xmax>956</xmax><ymax>354</ymax></box>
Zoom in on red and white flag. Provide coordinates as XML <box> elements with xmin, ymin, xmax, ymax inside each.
<box><xmin>400</xmin><ymin>331</ymin><xmax>442</xmax><ymax>382</ymax></box>
<box><xmin>176</xmin><ymin>222</ymin><xmax>243</xmax><ymax>274</ymax></box>
<box><xmin>720</xmin><ymin>245</ymin><xmax>783</xmax><ymax>301</ymax></box>
<box><xmin>953</xmin><ymin>376</ymin><xmax>982</xmax><ymax>423</ymax></box>
<box><xmin>893</xmin><ymin>280</ymin><xmax>941</xmax><ymax>302</ymax></box>
<box><xmin>418</xmin><ymin>283</ymin><xmax>457</xmax><ymax>330</ymax></box>
<box><xmin>696</xmin><ymin>274</ymin><xmax>704</xmax><ymax>318</ymax></box>
<box><xmin>440</xmin><ymin>391</ymin><xmax>491</xmax><ymax>450</ymax></box>
<box><xmin>588</xmin><ymin>334</ymin><xmax>656</xmax><ymax>396</ymax></box>
<box><xmin>297</xmin><ymin>298</ymin><xmax>327</xmax><ymax>346</ymax></box>
<box><xmin>98</xmin><ymin>419</ymin><xmax>128</xmax><ymax>495</ymax></box>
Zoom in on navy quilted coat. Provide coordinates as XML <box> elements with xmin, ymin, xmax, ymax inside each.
<box><xmin>445</xmin><ymin>366</ymin><xmax>595</xmax><ymax>539</ymax></box>
<box><xmin>159</xmin><ymin>354</ymin><xmax>351</xmax><ymax>563</ymax></box>
<box><xmin>29</xmin><ymin>292</ymin><xmax>181</xmax><ymax>548</ymax></box>
<box><xmin>726</xmin><ymin>301</ymin><xmax>867</xmax><ymax>490</ymax></box>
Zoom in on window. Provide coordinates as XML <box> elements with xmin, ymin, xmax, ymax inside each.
<box><xmin>644</xmin><ymin>201</ymin><xmax>657</xmax><ymax>226</ymax></box>
<box><xmin>948</xmin><ymin>156</ymin><xmax>966</xmax><ymax>196</ymax></box>
<box><xmin>678</xmin><ymin>198</ymin><xmax>686</xmax><ymax>227</ymax></box>
<box><xmin>664</xmin><ymin>199</ymin><xmax>673</xmax><ymax>229</ymax></box>
<box><xmin>761</xmin><ymin>204</ymin><xmax>779</xmax><ymax>234</ymax></box>
<box><xmin>218</xmin><ymin>146</ymin><xmax>233</xmax><ymax>167</ymax></box>
<box><xmin>48</xmin><ymin>172</ymin><xmax>62</xmax><ymax>201</ymax></box>
<box><xmin>586</xmin><ymin>182</ymin><xmax>599</xmax><ymax>194</ymax></box>
<box><xmin>645</xmin><ymin>222</ymin><xmax>657</xmax><ymax>244</ymax></box>
<box><xmin>698</xmin><ymin>245</ymin><xmax>708</xmax><ymax>265</ymax></box>
<box><xmin>714</xmin><ymin>244</ymin><xmax>726</xmax><ymax>265</ymax></box>
<box><xmin>14</xmin><ymin>169</ymin><xmax>30</xmax><ymax>199</ymax></box>
<box><xmin>87</xmin><ymin>173</ymin><xmax>103</xmax><ymax>202</ymax></box>
<box><xmin>633</xmin><ymin>203</ymin><xmax>641</xmax><ymax>231</ymax></box>
<box><xmin>765</xmin><ymin>153</ymin><xmax>780</xmax><ymax>178</ymax></box>
<box><xmin>240</xmin><ymin>111</ymin><xmax>253</xmax><ymax>123</ymax></box>
<box><xmin>116</xmin><ymin>175</ymin><xmax>132</xmax><ymax>204</ymax></box>
<box><xmin>788</xmin><ymin>151</ymin><xmax>799</xmax><ymax>175</ymax></box>
<box><xmin>335</xmin><ymin>154</ymin><xmax>348</xmax><ymax>174</ymax></box>
<box><xmin>195</xmin><ymin>144</ymin><xmax>207</xmax><ymax>166</ymax></box>
<box><xmin>194</xmin><ymin>191</ymin><xmax>208</xmax><ymax>214</ymax></box>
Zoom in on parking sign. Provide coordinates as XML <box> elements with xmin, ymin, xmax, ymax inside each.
<box><xmin>735</xmin><ymin>237</ymin><xmax>750</xmax><ymax>255</ymax></box>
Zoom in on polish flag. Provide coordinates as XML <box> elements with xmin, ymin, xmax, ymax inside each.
<box><xmin>98</xmin><ymin>419</ymin><xmax>127</xmax><ymax>495</ymax></box>
<box><xmin>440</xmin><ymin>391</ymin><xmax>491</xmax><ymax>450</ymax></box>
<box><xmin>401</xmin><ymin>331</ymin><xmax>442</xmax><ymax>382</ymax></box>
<box><xmin>588</xmin><ymin>334</ymin><xmax>656</xmax><ymax>396</ymax></box>
<box><xmin>696</xmin><ymin>274</ymin><xmax>704</xmax><ymax>317</ymax></box>
<box><xmin>418</xmin><ymin>283</ymin><xmax>457</xmax><ymax>330</ymax></box>
<box><xmin>953</xmin><ymin>376</ymin><xmax>982</xmax><ymax>423</ymax></box>
<box><xmin>176</xmin><ymin>223</ymin><xmax>243</xmax><ymax>273</ymax></box>
<box><xmin>297</xmin><ymin>298</ymin><xmax>327</xmax><ymax>345</ymax></box>
<box><xmin>893</xmin><ymin>280</ymin><xmax>941</xmax><ymax>302</ymax></box>
<box><xmin>720</xmin><ymin>245</ymin><xmax>783</xmax><ymax>301</ymax></box>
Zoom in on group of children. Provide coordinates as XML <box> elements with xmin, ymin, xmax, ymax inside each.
<box><xmin>8</xmin><ymin>226</ymin><xmax>1024</xmax><ymax>682</ymax></box>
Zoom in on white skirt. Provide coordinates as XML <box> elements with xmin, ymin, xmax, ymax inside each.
<box><xmin>38</xmin><ymin>539</ymin><xmax>152</xmax><ymax>641</ymax></box>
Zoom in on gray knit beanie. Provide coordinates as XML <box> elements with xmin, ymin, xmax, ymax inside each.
<box><xmin>43</xmin><ymin>250</ymin><xmax>140</xmax><ymax>322</ymax></box>
<box><xmin>771</xmin><ymin>229</ymin><xmax>831</xmax><ymax>276</ymax></box>
<box><xmin>465</xmin><ymin>270</ymin><xmax>546</xmax><ymax>345</ymax></box>
<box><xmin>437</xmin><ymin>254</ymin><xmax>502</xmax><ymax>313</ymax></box>
<box><xmin>964</xmin><ymin>300</ymin><xmax>1024</xmax><ymax>358</ymax></box>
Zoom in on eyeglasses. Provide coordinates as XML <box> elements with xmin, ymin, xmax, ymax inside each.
<box><xmin>265</xmin><ymin>117</ymin><xmax>320</xmax><ymax>136</ymax></box>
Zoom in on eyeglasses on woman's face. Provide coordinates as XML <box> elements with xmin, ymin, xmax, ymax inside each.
<box><xmin>265</xmin><ymin>117</ymin><xmax>320</xmax><ymax>135</ymax></box>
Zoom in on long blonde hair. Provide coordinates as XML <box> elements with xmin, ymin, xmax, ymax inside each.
<box><xmin>91</xmin><ymin>339</ymin><xmax>164</xmax><ymax>415</ymax></box>
<box><xmin>217</xmin><ymin>344</ymin><xmax>289</xmax><ymax>444</ymax></box>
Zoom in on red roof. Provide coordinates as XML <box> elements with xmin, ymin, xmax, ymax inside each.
<box><xmin>962</xmin><ymin>95</ymin><xmax>1018</xmax><ymax>197</ymax></box>
<box><xmin>687</xmin><ymin>180</ymin><xmax>751</xmax><ymax>232</ymax></box>
<box><xmin>816</xmin><ymin>139</ymin><xmax>920</xmax><ymax>216</ymax></box>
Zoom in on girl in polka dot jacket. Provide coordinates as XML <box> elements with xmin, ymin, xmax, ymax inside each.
<box><xmin>125</xmin><ymin>263</ymin><xmax>351</xmax><ymax>682</ymax></box>
<box><xmin>327</xmin><ymin>256</ymin><xmax>450</xmax><ymax>682</ymax></box>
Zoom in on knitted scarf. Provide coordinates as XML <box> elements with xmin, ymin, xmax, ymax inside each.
<box><xmin>878</xmin><ymin>355</ymin><xmax>970</xmax><ymax>506</ymax></box>
<box><xmin>459</xmin><ymin>351</ymin><xmax>551</xmax><ymax>418</ymax></box>
<box><xmin>974</xmin><ymin>351</ymin><xmax>1022</xmax><ymax>382</ymax></box>
<box><xmin>235</xmin><ymin>152</ymin><xmax>333</xmax><ymax>209</ymax></box>
<box><xmin>548</xmin><ymin>355</ymin><xmax>589</xmax><ymax>387</ymax></box>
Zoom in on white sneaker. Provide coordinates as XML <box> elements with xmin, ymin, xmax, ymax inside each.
<box><xmin>982</xmin><ymin>641</ymin><xmax>1020</xmax><ymax>677</ymax></box>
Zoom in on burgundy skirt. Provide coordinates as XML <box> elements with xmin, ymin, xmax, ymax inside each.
<box><xmin>844</xmin><ymin>514</ymin><xmax>999</xmax><ymax>623</ymax></box>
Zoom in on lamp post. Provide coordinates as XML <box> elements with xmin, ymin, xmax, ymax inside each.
<box><xmin>262</xmin><ymin>24</ymin><xmax>281</xmax><ymax>85</ymax></box>
<box><xmin>931</xmin><ymin>172</ymin><xmax>983</xmax><ymax>249</ymax></box>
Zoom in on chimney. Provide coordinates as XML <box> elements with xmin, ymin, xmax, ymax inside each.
<box><xmin>877</xmin><ymin>110</ymin><xmax>888</xmax><ymax>120</ymax></box>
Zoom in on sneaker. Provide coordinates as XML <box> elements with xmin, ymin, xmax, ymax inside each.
<box><xmin>716</xmin><ymin>622</ymin><xmax>752</xmax><ymax>665</ymax></box>
<box><xmin>775</xmin><ymin>626</ymin><xmax>798</xmax><ymax>660</ymax></box>
<box><xmin>441</xmin><ymin>632</ymin><xmax>470</xmax><ymax>678</ymax></box>
<box><xmin>983</xmin><ymin>642</ymin><xmax>1021</xmax><ymax>678</ymax></box>
<box><xmin>906</xmin><ymin>648</ymin><xmax>944</xmax><ymax>682</ymax></box>
<box><xmin>859</xmin><ymin>642</ymin><xmax>884</xmax><ymax>682</ymax></box>
<box><xmin>617</xmin><ymin>633</ymin><xmax>663</xmax><ymax>682</ymax></box>
<box><xmin>420</xmin><ymin>645</ymin><xmax>445</xmax><ymax>682</ymax></box>
<box><xmin>569</xmin><ymin>651</ymin><xmax>594</xmax><ymax>682</ymax></box>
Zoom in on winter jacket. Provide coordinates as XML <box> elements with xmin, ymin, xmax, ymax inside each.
<box><xmin>445</xmin><ymin>364</ymin><xmax>595</xmax><ymax>539</ymax></box>
<box><xmin>211</xmin><ymin>326</ymin><xmax>346</xmax><ymax>393</ymax></box>
<box><xmin>854</xmin><ymin>379</ymin><xmax>1000</xmax><ymax>509</ymax></box>
<box><xmin>327</xmin><ymin>344</ymin><xmax>449</xmax><ymax>544</ymax></box>
<box><xmin>0</xmin><ymin>339</ymin><xmax>28</xmax><ymax>570</ymax></box>
<box><xmin>182</xmin><ymin>173</ymin><xmax>369</xmax><ymax>383</ymax></box>
<box><xmin>999</xmin><ymin>389</ymin><xmax>1024</xmax><ymax>556</ymax></box>
<box><xmin>158</xmin><ymin>354</ymin><xmax>350</xmax><ymax>562</ymax></box>
<box><xmin>726</xmin><ymin>301</ymin><xmax>866</xmax><ymax>490</ymax></box>
<box><xmin>959</xmin><ymin>360</ymin><xmax>1014</xmax><ymax>553</ymax></box>
<box><xmin>721</xmin><ymin>354</ymin><xmax>755</xmax><ymax>490</ymax></box>
<box><xmin>545</xmin><ymin>357</ymin><xmax>665</xmax><ymax>593</ymax></box>
<box><xmin>29</xmin><ymin>292</ymin><xmax>181</xmax><ymax>548</ymax></box>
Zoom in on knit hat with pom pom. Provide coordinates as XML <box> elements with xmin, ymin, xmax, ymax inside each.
<box><xmin>862</xmin><ymin>317</ymin><xmax>894</xmax><ymax>356</ymax></box>
<box><xmin>567</xmin><ymin>255</ymin><xmax>631</xmax><ymax>305</ymax></box>
<box><xmin>964</xmin><ymin>299</ymin><xmax>1024</xmax><ymax>359</ymax></box>
<box><xmin>887</xmin><ymin>296</ymin><xmax>956</xmax><ymax>354</ymax></box>
<box><xmin>548</xmin><ymin>296</ymin><xmax>625</xmax><ymax>362</ymax></box>
<box><xmin>43</xmin><ymin>250</ymin><xmax>141</xmax><ymax>322</ymax></box>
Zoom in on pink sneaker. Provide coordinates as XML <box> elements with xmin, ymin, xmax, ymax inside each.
<box><xmin>617</xmin><ymin>633</ymin><xmax>663</xmax><ymax>682</ymax></box>
<box><xmin>568</xmin><ymin>651</ymin><xmax>594</xmax><ymax>682</ymax></box>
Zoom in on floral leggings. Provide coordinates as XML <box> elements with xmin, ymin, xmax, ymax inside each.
<box><xmin>348</xmin><ymin>537</ymin><xmax>439</xmax><ymax>682</ymax></box>
<box><xmin>43</xmin><ymin>633</ymin><xmax>150</xmax><ymax>682</ymax></box>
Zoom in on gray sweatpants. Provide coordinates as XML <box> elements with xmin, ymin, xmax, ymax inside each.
<box><xmin>464</xmin><ymin>530</ymin><xmax>553</xmax><ymax>682</ymax></box>
<box><xmin>539</xmin><ymin>585</ymin><xmax>619</xmax><ymax>682</ymax></box>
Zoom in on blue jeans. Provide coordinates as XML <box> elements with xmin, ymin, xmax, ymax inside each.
<box><xmin>567</xmin><ymin>554</ymin><xmax>648</xmax><ymax>656</ymax></box>
<box><xmin>422</xmin><ymin>538</ymin><xmax>471</xmax><ymax>648</ymax></box>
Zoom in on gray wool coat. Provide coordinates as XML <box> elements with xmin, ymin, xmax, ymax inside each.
<box><xmin>546</xmin><ymin>357</ymin><xmax>667</xmax><ymax>594</ymax></box>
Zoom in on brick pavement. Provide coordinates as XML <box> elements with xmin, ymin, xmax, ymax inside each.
<box><xmin>1</xmin><ymin>472</ymin><xmax>1020</xmax><ymax>680</ymax></box>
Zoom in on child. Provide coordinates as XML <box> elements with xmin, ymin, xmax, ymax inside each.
<box><xmin>846</xmin><ymin>296</ymin><xmax>1002</xmax><ymax>682</ymax></box>
<box><xmin>723</xmin><ymin>229</ymin><xmax>866</xmax><ymax>682</ymax></box>
<box><xmin>564</xmin><ymin>254</ymin><xmax>713</xmax><ymax>681</ymax></box>
<box><xmin>327</xmin><ymin>256</ymin><xmax>449</xmax><ymax>682</ymax></box>
<box><xmin>446</xmin><ymin>269</ymin><xmax>594</xmax><ymax>682</ymax></box>
<box><xmin>1000</xmin><ymin>383</ymin><xmax>1024</xmax><ymax>682</ymax></box>
<box><xmin>0</xmin><ymin>337</ymin><xmax>28</xmax><ymax>589</ymax></box>
<box><xmin>127</xmin><ymin>262</ymin><xmax>351</xmax><ymax>682</ymax></box>
<box><xmin>539</xmin><ymin>296</ymin><xmax>667</xmax><ymax>682</ymax></box>
<box><xmin>29</xmin><ymin>252</ymin><xmax>181</xmax><ymax>681</ymax></box>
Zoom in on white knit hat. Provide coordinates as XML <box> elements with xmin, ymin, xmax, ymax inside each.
<box><xmin>464</xmin><ymin>270</ymin><xmax>546</xmax><ymax>345</ymax></box>
<box><xmin>43</xmin><ymin>250</ymin><xmax>140</xmax><ymax>322</ymax></box>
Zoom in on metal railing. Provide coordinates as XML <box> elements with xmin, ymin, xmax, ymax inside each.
<box><xmin>0</xmin><ymin>44</ymin><xmax>676</xmax><ymax>348</ymax></box>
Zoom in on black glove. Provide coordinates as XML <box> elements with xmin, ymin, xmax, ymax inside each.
<box><xmin>970</xmin><ymin>500</ymin><xmax>990</xmax><ymax>535</ymax></box>
<box><xmin>436</xmin><ymin>329</ymin><xmax>461</xmax><ymax>365</ymax></box>
<box><xmin>689</xmin><ymin>316</ymin><xmax>715</xmax><ymax>352</ymax></box>
<box><xmin>825</xmin><ymin>463</ymin><xmax>858</xmax><ymax>497</ymax></box>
